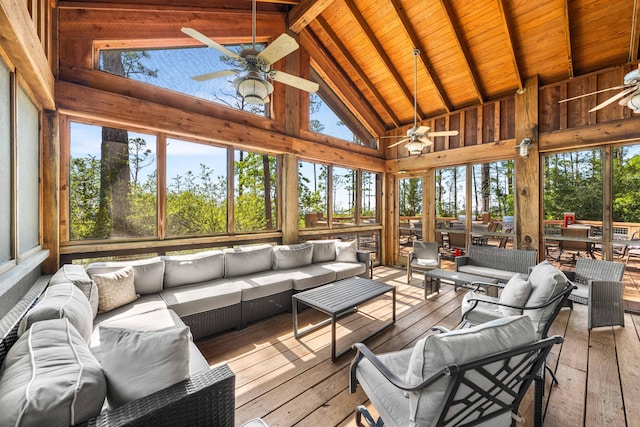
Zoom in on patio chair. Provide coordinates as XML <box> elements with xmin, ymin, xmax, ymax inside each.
<box><xmin>562</xmin><ymin>257</ymin><xmax>626</xmax><ymax>329</ymax></box>
<box><xmin>556</xmin><ymin>227</ymin><xmax>594</xmax><ymax>263</ymax></box>
<box><xmin>447</xmin><ymin>231</ymin><xmax>467</xmax><ymax>255</ymax></box>
<box><xmin>409</xmin><ymin>220</ymin><xmax>422</xmax><ymax>241</ymax></box>
<box><xmin>349</xmin><ymin>315</ymin><xmax>563</xmax><ymax>427</ymax></box>
<box><xmin>407</xmin><ymin>241</ymin><xmax>440</xmax><ymax>283</ymax></box>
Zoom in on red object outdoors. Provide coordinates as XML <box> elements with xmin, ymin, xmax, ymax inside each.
<box><xmin>563</xmin><ymin>212</ymin><xmax>575</xmax><ymax>227</ymax></box>
<box><xmin>454</xmin><ymin>248</ymin><xmax>461</xmax><ymax>257</ymax></box>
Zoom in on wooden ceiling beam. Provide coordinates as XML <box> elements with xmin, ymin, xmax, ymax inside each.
<box><xmin>562</xmin><ymin>0</ymin><xmax>574</xmax><ymax>77</ymax></box>
<box><xmin>387</xmin><ymin>0</ymin><xmax>452</xmax><ymax>114</ymax></box>
<box><xmin>630</xmin><ymin>0</ymin><xmax>640</xmax><ymax>62</ymax></box>
<box><xmin>495</xmin><ymin>0</ymin><xmax>523</xmax><ymax>93</ymax></box>
<box><xmin>315</xmin><ymin>16</ymin><xmax>401</xmax><ymax>127</ymax></box>
<box><xmin>58</xmin><ymin>0</ymin><xmax>295</xmax><ymax>11</ymax></box>
<box><xmin>343</xmin><ymin>0</ymin><xmax>422</xmax><ymax>121</ymax></box>
<box><xmin>288</xmin><ymin>0</ymin><xmax>332</xmax><ymax>33</ymax></box>
<box><xmin>301</xmin><ymin>28</ymin><xmax>386</xmax><ymax>136</ymax></box>
<box><xmin>437</xmin><ymin>0</ymin><xmax>484</xmax><ymax>104</ymax></box>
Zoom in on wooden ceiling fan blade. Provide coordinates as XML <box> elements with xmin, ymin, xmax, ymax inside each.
<box><xmin>559</xmin><ymin>84</ymin><xmax>632</xmax><ymax>103</ymax></box>
<box><xmin>589</xmin><ymin>86</ymin><xmax>638</xmax><ymax>112</ymax></box>
<box><xmin>181</xmin><ymin>27</ymin><xmax>241</xmax><ymax>60</ymax></box>
<box><xmin>191</xmin><ymin>69</ymin><xmax>237</xmax><ymax>81</ymax></box>
<box><xmin>388</xmin><ymin>138</ymin><xmax>410</xmax><ymax>148</ymax></box>
<box><xmin>414</xmin><ymin>126</ymin><xmax>430</xmax><ymax>135</ymax></box>
<box><xmin>269</xmin><ymin>71</ymin><xmax>319</xmax><ymax>92</ymax></box>
<box><xmin>258</xmin><ymin>33</ymin><xmax>299</xmax><ymax>65</ymax></box>
<box><xmin>427</xmin><ymin>130</ymin><xmax>459</xmax><ymax>137</ymax></box>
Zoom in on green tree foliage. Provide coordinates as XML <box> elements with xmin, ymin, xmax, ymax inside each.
<box><xmin>399</xmin><ymin>177</ymin><xmax>422</xmax><ymax>216</ymax></box>
<box><xmin>234</xmin><ymin>152</ymin><xmax>277</xmax><ymax>232</ymax></box>
<box><xmin>613</xmin><ymin>147</ymin><xmax>640</xmax><ymax>222</ymax></box>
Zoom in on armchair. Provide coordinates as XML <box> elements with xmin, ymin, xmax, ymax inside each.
<box><xmin>349</xmin><ymin>315</ymin><xmax>562</xmax><ymax>427</ymax></box>
<box><xmin>406</xmin><ymin>241</ymin><xmax>440</xmax><ymax>284</ymax></box>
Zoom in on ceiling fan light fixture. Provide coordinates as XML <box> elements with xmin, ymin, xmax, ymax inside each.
<box><xmin>406</xmin><ymin>140</ymin><xmax>425</xmax><ymax>155</ymax></box>
<box><xmin>233</xmin><ymin>73</ymin><xmax>273</xmax><ymax>105</ymax></box>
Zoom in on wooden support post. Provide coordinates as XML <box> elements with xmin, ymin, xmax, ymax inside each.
<box><xmin>514</xmin><ymin>76</ymin><xmax>540</xmax><ymax>256</ymax></box>
<box><xmin>42</xmin><ymin>110</ymin><xmax>59</xmax><ymax>273</ymax></box>
<box><xmin>281</xmin><ymin>153</ymin><xmax>299</xmax><ymax>244</ymax></box>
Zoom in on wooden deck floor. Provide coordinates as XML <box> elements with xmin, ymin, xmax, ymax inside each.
<box><xmin>197</xmin><ymin>266</ymin><xmax>640</xmax><ymax>427</ymax></box>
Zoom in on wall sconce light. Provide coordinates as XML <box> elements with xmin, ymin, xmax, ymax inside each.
<box><xmin>518</xmin><ymin>138</ymin><xmax>532</xmax><ymax>158</ymax></box>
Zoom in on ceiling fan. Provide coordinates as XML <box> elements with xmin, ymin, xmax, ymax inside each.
<box><xmin>181</xmin><ymin>0</ymin><xmax>318</xmax><ymax>105</ymax></box>
<box><xmin>385</xmin><ymin>49</ymin><xmax>459</xmax><ymax>155</ymax></box>
<box><xmin>558</xmin><ymin>65</ymin><xmax>640</xmax><ymax>113</ymax></box>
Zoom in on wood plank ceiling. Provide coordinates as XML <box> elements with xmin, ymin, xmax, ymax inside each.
<box><xmin>58</xmin><ymin>0</ymin><xmax>640</xmax><ymax>138</ymax></box>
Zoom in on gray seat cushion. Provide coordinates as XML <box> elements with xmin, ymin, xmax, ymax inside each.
<box><xmin>272</xmin><ymin>243</ymin><xmax>313</xmax><ymax>270</ymax></box>
<box><xmin>461</xmin><ymin>291</ymin><xmax>503</xmax><ymax>325</ymax></box>
<box><xmin>230</xmin><ymin>270</ymin><xmax>293</xmax><ymax>301</ymax></box>
<box><xmin>160</xmin><ymin>279</ymin><xmax>242</xmax><ymax>317</ymax></box>
<box><xmin>92</xmin><ymin>293</ymin><xmax>167</xmax><ymax>324</ymax></box>
<box><xmin>524</xmin><ymin>261</ymin><xmax>568</xmax><ymax>338</ymax></box>
<box><xmin>457</xmin><ymin>265</ymin><xmax>518</xmax><ymax>282</ymax></box>
<box><xmin>287</xmin><ymin>264</ymin><xmax>337</xmax><ymax>291</ymax></box>
<box><xmin>162</xmin><ymin>250</ymin><xmax>225</xmax><ymax>288</ymax></box>
<box><xmin>50</xmin><ymin>264</ymin><xmax>99</xmax><ymax>317</ymax></box>
<box><xmin>224</xmin><ymin>245</ymin><xmax>273</xmax><ymax>277</ymax></box>
<box><xmin>317</xmin><ymin>261</ymin><xmax>366</xmax><ymax>280</ymax></box>
<box><xmin>87</xmin><ymin>257</ymin><xmax>165</xmax><ymax>295</ymax></box>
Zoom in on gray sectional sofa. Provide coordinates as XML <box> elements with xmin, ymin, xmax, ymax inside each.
<box><xmin>0</xmin><ymin>240</ymin><xmax>369</xmax><ymax>426</ymax></box>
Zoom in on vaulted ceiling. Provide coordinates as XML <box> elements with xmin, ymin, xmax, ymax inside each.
<box><xmin>58</xmin><ymin>0</ymin><xmax>640</xmax><ymax>138</ymax></box>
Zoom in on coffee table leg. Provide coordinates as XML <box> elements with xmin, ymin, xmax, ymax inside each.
<box><xmin>392</xmin><ymin>287</ymin><xmax>396</xmax><ymax>323</ymax></box>
<box><xmin>293</xmin><ymin>299</ymin><xmax>299</xmax><ymax>338</ymax></box>
<box><xmin>331</xmin><ymin>313</ymin><xmax>337</xmax><ymax>362</ymax></box>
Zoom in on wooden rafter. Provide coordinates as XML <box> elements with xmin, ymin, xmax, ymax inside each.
<box><xmin>563</xmin><ymin>0</ymin><xmax>574</xmax><ymax>77</ymax></box>
<box><xmin>342</xmin><ymin>0</ymin><xmax>422</xmax><ymax>122</ymax></box>
<box><xmin>316</xmin><ymin>16</ymin><xmax>401</xmax><ymax>127</ymax></box>
<box><xmin>288</xmin><ymin>0</ymin><xmax>332</xmax><ymax>34</ymax></box>
<box><xmin>437</xmin><ymin>0</ymin><xmax>484</xmax><ymax>104</ymax></box>
<box><xmin>301</xmin><ymin>28</ymin><xmax>386</xmax><ymax>137</ymax></box>
<box><xmin>387</xmin><ymin>0</ymin><xmax>452</xmax><ymax>114</ymax></box>
<box><xmin>495</xmin><ymin>0</ymin><xmax>523</xmax><ymax>92</ymax></box>
<box><xmin>630</xmin><ymin>0</ymin><xmax>640</xmax><ymax>62</ymax></box>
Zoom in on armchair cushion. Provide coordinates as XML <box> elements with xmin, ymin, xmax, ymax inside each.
<box><xmin>461</xmin><ymin>291</ymin><xmax>503</xmax><ymax>324</ymax></box>
<box><xmin>405</xmin><ymin>315</ymin><xmax>536</xmax><ymax>426</ymax></box>
<box><xmin>498</xmin><ymin>274</ymin><xmax>532</xmax><ymax>316</ymax></box>
<box><xmin>524</xmin><ymin>261</ymin><xmax>568</xmax><ymax>336</ymax></box>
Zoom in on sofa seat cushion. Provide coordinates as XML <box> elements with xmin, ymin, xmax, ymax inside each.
<box><xmin>224</xmin><ymin>244</ymin><xmax>273</xmax><ymax>277</ymax></box>
<box><xmin>92</xmin><ymin>293</ymin><xmax>167</xmax><ymax>324</ymax></box>
<box><xmin>355</xmin><ymin>348</ymin><xmax>414</xmax><ymax>427</ymax></box>
<box><xmin>160</xmin><ymin>279</ymin><xmax>242</xmax><ymax>317</ymax></box>
<box><xmin>87</xmin><ymin>257</ymin><xmax>165</xmax><ymax>295</ymax></box>
<box><xmin>286</xmin><ymin>264</ymin><xmax>337</xmax><ymax>291</ymax></box>
<box><xmin>457</xmin><ymin>265</ymin><xmax>518</xmax><ymax>282</ymax></box>
<box><xmin>230</xmin><ymin>271</ymin><xmax>293</xmax><ymax>301</ymax></box>
<box><xmin>317</xmin><ymin>261</ymin><xmax>366</xmax><ymax>281</ymax></box>
<box><xmin>18</xmin><ymin>281</ymin><xmax>94</xmax><ymax>343</ymax></box>
<box><xmin>0</xmin><ymin>318</ymin><xmax>106</xmax><ymax>427</ymax></box>
<box><xmin>163</xmin><ymin>250</ymin><xmax>225</xmax><ymax>288</ymax></box>
<box><xmin>461</xmin><ymin>291</ymin><xmax>503</xmax><ymax>325</ymax></box>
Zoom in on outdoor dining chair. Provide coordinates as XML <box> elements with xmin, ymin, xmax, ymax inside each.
<box><xmin>406</xmin><ymin>240</ymin><xmax>440</xmax><ymax>283</ymax></box>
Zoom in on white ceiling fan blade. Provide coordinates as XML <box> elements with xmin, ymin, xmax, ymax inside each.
<box><xmin>388</xmin><ymin>138</ymin><xmax>410</xmax><ymax>149</ymax></box>
<box><xmin>427</xmin><ymin>130</ymin><xmax>459</xmax><ymax>137</ymax></box>
<box><xmin>558</xmin><ymin>84</ymin><xmax>633</xmax><ymax>103</ymax></box>
<box><xmin>269</xmin><ymin>70</ymin><xmax>319</xmax><ymax>92</ymax></box>
<box><xmin>418</xmin><ymin>136</ymin><xmax>434</xmax><ymax>146</ymax></box>
<box><xmin>414</xmin><ymin>126</ymin><xmax>430</xmax><ymax>135</ymax></box>
<box><xmin>181</xmin><ymin>27</ymin><xmax>241</xmax><ymax>60</ymax></box>
<box><xmin>618</xmin><ymin>88</ymin><xmax>640</xmax><ymax>105</ymax></box>
<box><xmin>258</xmin><ymin>33</ymin><xmax>299</xmax><ymax>65</ymax></box>
<box><xmin>191</xmin><ymin>69</ymin><xmax>237</xmax><ymax>82</ymax></box>
<box><xmin>589</xmin><ymin>86</ymin><xmax>638</xmax><ymax>112</ymax></box>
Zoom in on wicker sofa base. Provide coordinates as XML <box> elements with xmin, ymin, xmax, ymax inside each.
<box><xmin>180</xmin><ymin>304</ymin><xmax>242</xmax><ymax>340</ymax></box>
<box><xmin>241</xmin><ymin>290</ymin><xmax>293</xmax><ymax>327</ymax></box>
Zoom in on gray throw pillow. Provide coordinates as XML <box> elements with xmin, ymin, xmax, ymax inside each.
<box><xmin>87</xmin><ymin>257</ymin><xmax>165</xmax><ymax>295</ymax></box>
<box><xmin>309</xmin><ymin>240</ymin><xmax>337</xmax><ymax>263</ymax></box>
<box><xmin>498</xmin><ymin>274</ymin><xmax>532</xmax><ymax>316</ymax></box>
<box><xmin>100</xmin><ymin>326</ymin><xmax>190</xmax><ymax>408</ymax></box>
<box><xmin>0</xmin><ymin>318</ymin><xmax>106</xmax><ymax>426</ymax></box>
<box><xmin>163</xmin><ymin>250</ymin><xmax>225</xmax><ymax>288</ymax></box>
<box><xmin>49</xmin><ymin>264</ymin><xmax>99</xmax><ymax>318</ymax></box>
<box><xmin>272</xmin><ymin>243</ymin><xmax>314</xmax><ymax>270</ymax></box>
<box><xmin>224</xmin><ymin>244</ymin><xmax>273</xmax><ymax>277</ymax></box>
<box><xmin>18</xmin><ymin>281</ymin><xmax>94</xmax><ymax>343</ymax></box>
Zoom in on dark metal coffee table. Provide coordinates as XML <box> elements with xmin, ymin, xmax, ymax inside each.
<box><xmin>292</xmin><ymin>277</ymin><xmax>396</xmax><ymax>361</ymax></box>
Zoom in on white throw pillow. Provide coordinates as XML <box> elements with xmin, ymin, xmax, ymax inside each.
<box><xmin>92</xmin><ymin>266</ymin><xmax>139</xmax><ymax>313</ymax></box>
<box><xmin>100</xmin><ymin>326</ymin><xmax>191</xmax><ymax>408</ymax></box>
<box><xmin>18</xmin><ymin>282</ymin><xmax>94</xmax><ymax>342</ymax></box>
<box><xmin>335</xmin><ymin>240</ymin><xmax>358</xmax><ymax>262</ymax></box>
<box><xmin>498</xmin><ymin>274</ymin><xmax>532</xmax><ymax>316</ymax></box>
<box><xmin>0</xmin><ymin>319</ymin><xmax>106</xmax><ymax>426</ymax></box>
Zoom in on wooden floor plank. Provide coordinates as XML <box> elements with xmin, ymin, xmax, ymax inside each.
<box><xmin>193</xmin><ymin>266</ymin><xmax>639</xmax><ymax>427</ymax></box>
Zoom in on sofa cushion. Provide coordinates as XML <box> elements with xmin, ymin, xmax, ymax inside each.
<box><xmin>224</xmin><ymin>244</ymin><xmax>273</xmax><ymax>277</ymax></box>
<box><xmin>92</xmin><ymin>293</ymin><xmax>167</xmax><ymax>324</ymax></box>
<box><xmin>405</xmin><ymin>315</ymin><xmax>536</xmax><ymax>427</ymax></box>
<box><xmin>335</xmin><ymin>239</ymin><xmax>358</xmax><ymax>262</ymax></box>
<box><xmin>499</xmin><ymin>274</ymin><xmax>532</xmax><ymax>316</ymax></box>
<box><xmin>230</xmin><ymin>270</ymin><xmax>293</xmax><ymax>301</ymax></box>
<box><xmin>87</xmin><ymin>257</ymin><xmax>165</xmax><ymax>295</ymax></box>
<box><xmin>456</xmin><ymin>265</ymin><xmax>518</xmax><ymax>282</ymax></box>
<box><xmin>50</xmin><ymin>264</ymin><xmax>99</xmax><ymax>318</ymax></box>
<box><xmin>461</xmin><ymin>291</ymin><xmax>503</xmax><ymax>325</ymax></box>
<box><xmin>100</xmin><ymin>326</ymin><xmax>190</xmax><ymax>408</ymax></box>
<box><xmin>18</xmin><ymin>281</ymin><xmax>94</xmax><ymax>343</ymax></box>
<box><xmin>0</xmin><ymin>318</ymin><xmax>106</xmax><ymax>427</ymax></box>
<box><xmin>92</xmin><ymin>266</ymin><xmax>139</xmax><ymax>313</ymax></box>
<box><xmin>287</xmin><ymin>264</ymin><xmax>337</xmax><ymax>291</ymax></box>
<box><xmin>162</xmin><ymin>250</ymin><xmax>225</xmax><ymax>288</ymax></box>
<box><xmin>160</xmin><ymin>279</ymin><xmax>242</xmax><ymax>317</ymax></box>
<box><xmin>309</xmin><ymin>240</ymin><xmax>337</xmax><ymax>263</ymax></box>
<box><xmin>524</xmin><ymin>261</ymin><xmax>568</xmax><ymax>337</ymax></box>
<box><xmin>318</xmin><ymin>261</ymin><xmax>366</xmax><ymax>280</ymax></box>
<box><xmin>272</xmin><ymin>243</ymin><xmax>313</xmax><ymax>270</ymax></box>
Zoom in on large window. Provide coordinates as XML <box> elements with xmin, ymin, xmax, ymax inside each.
<box><xmin>98</xmin><ymin>45</ymin><xmax>268</xmax><ymax>116</ymax></box>
<box><xmin>399</xmin><ymin>176</ymin><xmax>422</xmax><ymax>248</ymax></box>
<box><xmin>298</xmin><ymin>160</ymin><xmax>328</xmax><ymax>228</ymax></box>
<box><xmin>234</xmin><ymin>150</ymin><xmax>277</xmax><ymax>232</ymax></box>
<box><xmin>435</xmin><ymin>166</ymin><xmax>466</xmax><ymax>219</ymax></box>
<box><xmin>69</xmin><ymin>122</ymin><xmax>157</xmax><ymax>240</ymax></box>
<box><xmin>166</xmin><ymin>138</ymin><xmax>226</xmax><ymax>236</ymax></box>
<box><xmin>361</xmin><ymin>171</ymin><xmax>379</xmax><ymax>224</ymax></box>
<box><xmin>332</xmin><ymin>166</ymin><xmax>356</xmax><ymax>226</ymax></box>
